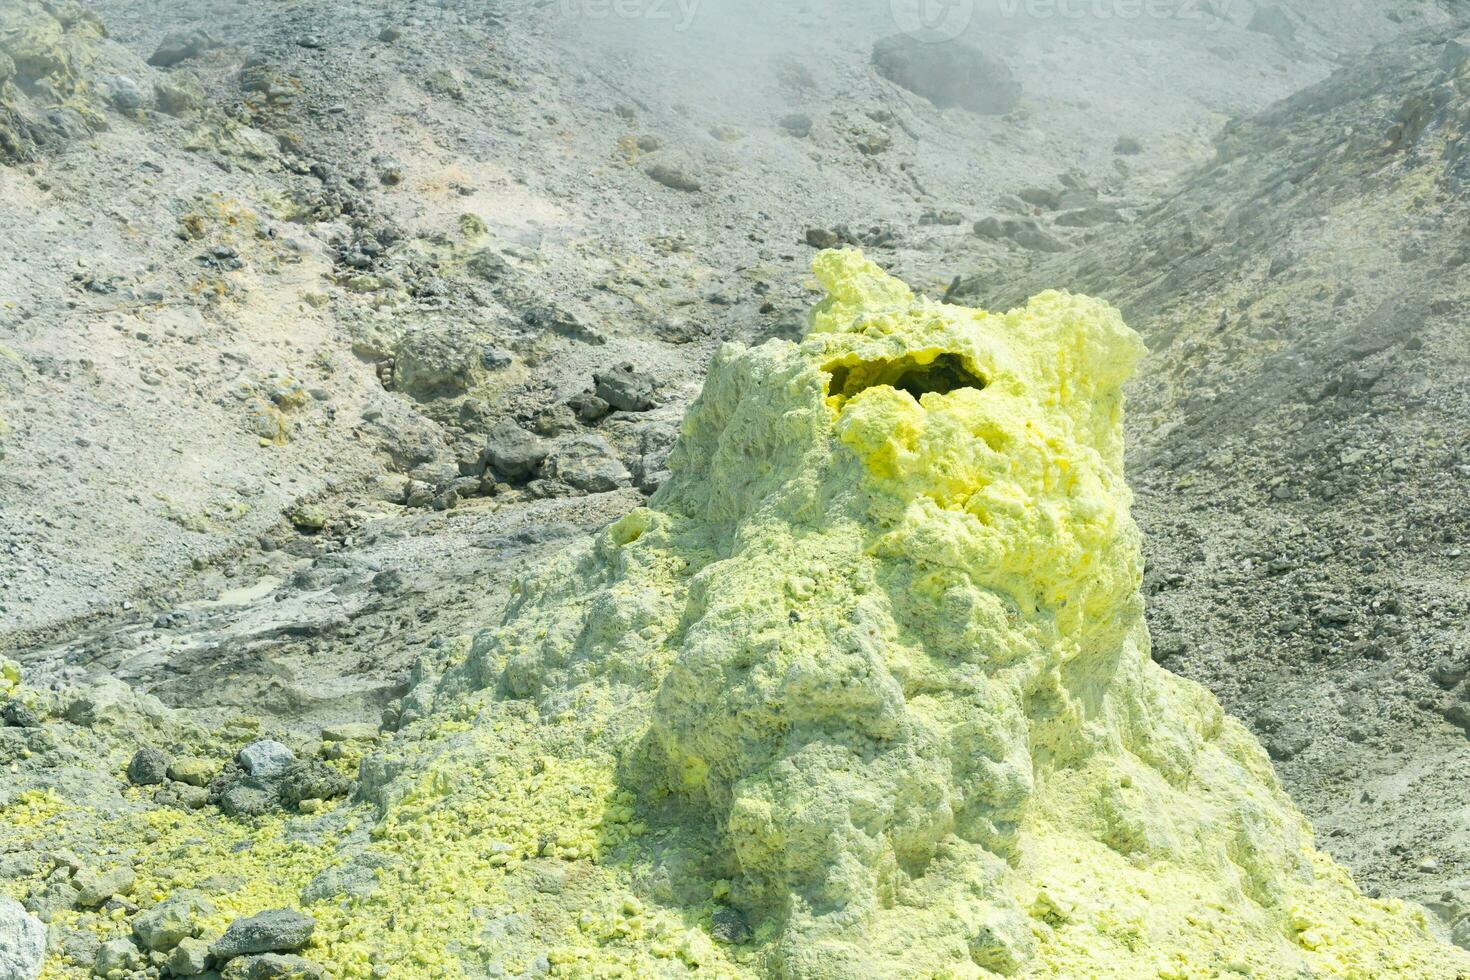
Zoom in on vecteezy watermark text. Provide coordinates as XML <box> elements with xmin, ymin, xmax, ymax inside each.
<box><xmin>891</xmin><ymin>0</ymin><xmax>1235</xmax><ymax>41</ymax></box>
<box><xmin>890</xmin><ymin>0</ymin><xmax>976</xmax><ymax>42</ymax></box>
<box><xmin>559</xmin><ymin>0</ymin><xmax>700</xmax><ymax>32</ymax></box>
<box><xmin>994</xmin><ymin>0</ymin><xmax>1234</xmax><ymax>24</ymax></box>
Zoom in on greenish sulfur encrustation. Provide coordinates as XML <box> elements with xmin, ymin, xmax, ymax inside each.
<box><xmin>437</xmin><ymin>248</ymin><xmax>1468</xmax><ymax>977</ymax></box>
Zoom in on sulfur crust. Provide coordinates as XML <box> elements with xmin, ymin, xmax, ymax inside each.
<box><xmin>6</xmin><ymin>249</ymin><xmax>1466</xmax><ymax>978</ymax></box>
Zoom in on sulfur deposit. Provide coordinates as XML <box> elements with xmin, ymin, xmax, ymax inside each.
<box><xmin>5</xmin><ymin>250</ymin><xmax>1468</xmax><ymax>978</ymax></box>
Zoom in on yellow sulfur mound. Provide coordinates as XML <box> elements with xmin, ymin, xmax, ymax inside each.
<box><xmin>436</xmin><ymin>248</ymin><xmax>1469</xmax><ymax>976</ymax></box>
<box><xmin>10</xmin><ymin>250</ymin><xmax>1466</xmax><ymax>978</ymax></box>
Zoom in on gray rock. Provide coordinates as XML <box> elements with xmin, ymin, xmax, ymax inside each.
<box><xmin>127</xmin><ymin>747</ymin><xmax>169</xmax><ymax>786</ymax></box>
<box><xmin>1247</xmin><ymin>5</ymin><xmax>1296</xmax><ymax>41</ymax></box>
<box><xmin>566</xmin><ymin>392</ymin><xmax>610</xmax><ymax>423</ymax></box>
<box><xmin>22</xmin><ymin>876</ymin><xmax>78</xmax><ymax>923</ymax></box>
<box><xmin>393</xmin><ymin>325</ymin><xmax>496</xmax><ymax>398</ymax></box>
<box><xmin>133</xmin><ymin>897</ymin><xmax>200</xmax><ymax>951</ymax></box>
<box><xmin>154</xmin><ymin>72</ymin><xmax>205</xmax><ymax>116</ymax></box>
<box><xmin>211</xmin><ymin>909</ymin><xmax>315</xmax><ymax>959</ymax></box>
<box><xmin>72</xmin><ymin>866</ymin><xmax>135</xmax><ymax>908</ymax></box>
<box><xmin>148</xmin><ymin>29</ymin><xmax>217</xmax><ymax>68</ymax></box>
<box><xmin>275</xmin><ymin>760</ymin><xmax>350</xmax><ymax>809</ymax></box>
<box><xmin>220</xmin><ymin>953</ymin><xmax>325</xmax><ymax>979</ymax></box>
<box><xmin>593</xmin><ymin>364</ymin><xmax>657</xmax><ymax>412</ymax></box>
<box><xmin>483</xmin><ymin>420</ymin><xmax>548</xmax><ymax>482</ymax></box>
<box><xmin>1439</xmin><ymin>39</ymin><xmax>1470</xmax><ymax>72</ymax></box>
<box><xmin>237</xmin><ymin>740</ymin><xmax>295</xmax><ymax>780</ymax></box>
<box><xmin>166</xmin><ymin>936</ymin><xmax>211</xmax><ymax>976</ymax></box>
<box><xmin>973</xmin><ymin>216</ymin><xmax>1067</xmax><ymax>253</ymax></box>
<box><xmin>544</xmin><ymin>435</ymin><xmax>631</xmax><ymax>493</ymax></box>
<box><xmin>646</xmin><ymin>162</ymin><xmax>702</xmax><ymax>192</ymax></box>
<box><xmin>58</xmin><ymin>928</ymin><xmax>100</xmax><ymax>971</ymax></box>
<box><xmin>871</xmin><ymin>35</ymin><xmax>1020</xmax><ymax>115</ymax></box>
<box><xmin>0</xmin><ymin>701</ymin><xmax>39</xmax><ymax>728</ymax></box>
<box><xmin>100</xmin><ymin>75</ymin><xmax>144</xmax><ymax>112</ymax></box>
<box><xmin>710</xmin><ymin>905</ymin><xmax>750</xmax><ymax>944</ymax></box>
<box><xmin>154</xmin><ymin>782</ymin><xmax>210</xmax><ymax>810</ymax></box>
<box><xmin>778</xmin><ymin>113</ymin><xmax>812</xmax><ymax>138</ymax></box>
<box><xmin>0</xmin><ymin>897</ymin><xmax>44</xmax><ymax>980</ymax></box>
<box><xmin>93</xmin><ymin>937</ymin><xmax>144</xmax><ymax>977</ymax></box>
<box><xmin>632</xmin><ymin>422</ymin><xmax>680</xmax><ymax>494</ymax></box>
<box><xmin>531</xmin><ymin>404</ymin><xmax>579</xmax><ymax>437</ymax></box>
<box><xmin>404</xmin><ymin>480</ymin><xmax>435</xmax><ymax>509</ymax></box>
<box><xmin>1054</xmin><ymin>206</ymin><xmax>1122</xmax><ymax>228</ymax></box>
<box><xmin>216</xmin><ymin>782</ymin><xmax>277</xmax><ymax>818</ymax></box>
<box><xmin>805</xmin><ymin>228</ymin><xmax>839</xmax><ymax>249</ymax></box>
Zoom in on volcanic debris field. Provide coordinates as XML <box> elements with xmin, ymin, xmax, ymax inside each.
<box><xmin>2</xmin><ymin>0</ymin><xmax>1470</xmax><ymax>978</ymax></box>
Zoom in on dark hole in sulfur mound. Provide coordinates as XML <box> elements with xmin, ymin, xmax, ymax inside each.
<box><xmin>825</xmin><ymin>352</ymin><xmax>986</xmax><ymax>403</ymax></box>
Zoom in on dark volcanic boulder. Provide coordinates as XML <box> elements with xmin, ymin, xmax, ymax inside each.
<box><xmin>871</xmin><ymin>34</ymin><xmax>1020</xmax><ymax>115</ymax></box>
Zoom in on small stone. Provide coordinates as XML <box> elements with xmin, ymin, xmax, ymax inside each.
<box><xmin>544</xmin><ymin>435</ymin><xmax>632</xmax><ymax>494</ymax></box>
<box><xmin>156</xmin><ymin>783</ymin><xmax>211</xmax><ymax>810</ymax></box>
<box><xmin>645</xmin><ymin>162</ymin><xmax>701</xmax><ymax>192</ymax></box>
<box><xmin>93</xmin><ymin>937</ymin><xmax>144</xmax><ymax>977</ymax></box>
<box><xmin>424</xmin><ymin>69</ymin><xmax>463</xmax><ymax>99</ymax></box>
<box><xmin>918</xmin><ymin>209</ymin><xmax>964</xmax><ymax>226</ymax></box>
<box><xmin>166</xmin><ymin>936</ymin><xmax>211</xmax><ymax>976</ymax></box>
<box><xmin>778</xmin><ymin>113</ymin><xmax>812</xmax><ymax>138</ymax></box>
<box><xmin>211</xmin><ymin>909</ymin><xmax>315</xmax><ymax>959</ymax></box>
<box><xmin>276</xmin><ymin>760</ymin><xmax>350</xmax><ymax>809</ymax></box>
<box><xmin>59</xmin><ymin>928</ymin><xmax>101</xmax><ymax>971</ymax></box>
<box><xmin>127</xmin><ymin>747</ymin><xmax>169</xmax><ymax>786</ymax></box>
<box><xmin>1114</xmin><ymin>136</ymin><xmax>1143</xmax><ymax>155</ymax></box>
<box><xmin>566</xmin><ymin>392</ymin><xmax>610</xmax><ymax>423</ymax></box>
<box><xmin>532</xmin><ymin>404</ymin><xmax>579</xmax><ymax>437</ymax></box>
<box><xmin>133</xmin><ymin>898</ymin><xmax>198</xmax><ymax>952</ymax></box>
<box><xmin>237</xmin><ymin>740</ymin><xmax>295</xmax><ymax>780</ymax></box>
<box><xmin>221</xmin><ymin>953</ymin><xmax>326</xmax><ymax>979</ymax></box>
<box><xmin>288</xmin><ymin>504</ymin><xmax>328</xmax><ymax>531</ymax></box>
<box><xmin>72</xmin><ymin>866</ymin><xmax>135</xmax><ymax>909</ymax></box>
<box><xmin>321</xmin><ymin>723</ymin><xmax>377</xmax><ymax>742</ymax></box>
<box><xmin>483</xmin><ymin>420</ymin><xmax>549</xmax><ymax>482</ymax></box>
<box><xmin>154</xmin><ymin>72</ymin><xmax>205</xmax><ymax>116</ymax></box>
<box><xmin>404</xmin><ymin>480</ymin><xmax>435</xmax><ymax>509</ymax></box>
<box><xmin>378</xmin><ymin>26</ymin><xmax>403</xmax><ymax>43</ymax></box>
<box><xmin>0</xmin><ymin>700</ymin><xmax>39</xmax><ymax>728</ymax></box>
<box><xmin>374</xmin><ymin>155</ymin><xmax>403</xmax><ymax>186</ymax></box>
<box><xmin>101</xmin><ymin>75</ymin><xmax>144</xmax><ymax>112</ymax></box>
<box><xmin>1247</xmin><ymin>4</ymin><xmax>1296</xmax><ymax>41</ymax></box>
<box><xmin>805</xmin><ymin>228</ymin><xmax>839</xmax><ymax>249</ymax></box>
<box><xmin>167</xmin><ymin>757</ymin><xmax>217</xmax><ymax>787</ymax></box>
<box><xmin>148</xmin><ymin>29</ymin><xmax>217</xmax><ymax>68</ymax></box>
<box><xmin>972</xmin><ymin>216</ymin><xmax>1067</xmax><ymax>253</ymax></box>
<box><xmin>0</xmin><ymin>897</ymin><xmax>45</xmax><ymax>980</ymax></box>
<box><xmin>593</xmin><ymin>364</ymin><xmax>657</xmax><ymax>412</ymax></box>
<box><xmin>710</xmin><ymin>906</ymin><xmax>750</xmax><ymax>944</ymax></box>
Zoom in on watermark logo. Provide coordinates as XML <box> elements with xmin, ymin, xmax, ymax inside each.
<box><xmin>558</xmin><ymin>0</ymin><xmax>701</xmax><ymax>32</ymax></box>
<box><xmin>890</xmin><ymin>0</ymin><xmax>976</xmax><ymax>42</ymax></box>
